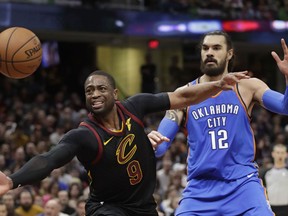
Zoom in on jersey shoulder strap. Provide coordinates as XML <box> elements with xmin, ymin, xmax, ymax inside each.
<box><xmin>116</xmin><ymin>101</ymin><xmax>144</xmax><ymax>127</ymax></box>
<box><xmin>79</xmin><ymin>121</ymin><xmax>103</xmax><ymax>164</ymax></box>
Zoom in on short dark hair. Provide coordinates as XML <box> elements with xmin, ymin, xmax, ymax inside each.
<box><xmin>198</xmin><ymin>31</ymin><xmax>235</xmax><ymax>71</ymax></box>
<box><xmin>85</xmin><ymin>70</ymin><xmax>116</xmax><ymax>89</ymax></box>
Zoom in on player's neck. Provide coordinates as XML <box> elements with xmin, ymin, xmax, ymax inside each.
<box><xmin>95</xmin><ymin>107</ymin><xmax>121</xmax><ymax>130</ymax></box>
<box><xmin>201</xmin><ymin>72</ymin><xmax>227</xmax><ymax>83</ymax></box>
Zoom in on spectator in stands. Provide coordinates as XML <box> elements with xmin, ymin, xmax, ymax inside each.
<box><xmin>140</xmin><ymin>53</ymin><xmax>157</xmax><ymax>93</ymax></box>
<box><xmin>0</xmin><ymin>201</ymin><xmax>8</xmax><ymax>216</ymax></box>
<box><xmin>70</xmin><ymin>198</ymin><xmax>86</xmax><ymax>216</ymax></box>
<box><xmin>9</xmin><ymin>147</ymin><xmax>26</xmax><ymax>173</ymax></box>
<box><xmin>262</xmin><ymin>143</ymin><xmax>288</xmax><ymax>216</ymax></box>
<box><xmin>37</xmin><ymin>199</ymin><xmax>68</xmax><ymax>216</ymax></box>
<box><xmin>168</xmin><ymin>55</ymin><xmax>184</xmax><ymax>91</ymax></box>
<box><xmin>57</xmin><ymin>190</ymin><xmax>75</xmax><ymax>215</ymax></box>
<box><xmin>2</xmin><ymin>192</ymin><xmax>17</xmax><ymax>216</ymax></box>
<box><xmin>156</xmin><ymin>158</ymin><xmax>173</xmax><ymax>198</ymax></box>
<box><xmin>15</xmin><ymin>189</ymin><xmax>43</xmax><ymax>216</ymax></box>
<box><xmin>67</xmin><ymin>182</ymin><xmax>83</xmax><ymax>209</ymax></box>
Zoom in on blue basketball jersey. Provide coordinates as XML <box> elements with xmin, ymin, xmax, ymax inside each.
<box><xmin>185</xmin><ymin>80</ymin><xmax>258</xmax><ymax>181</ymax></box>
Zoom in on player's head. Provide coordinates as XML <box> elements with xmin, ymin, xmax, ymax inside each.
<box><xmin>198</xmin><ymin>31</ymin><xmax>234</xmax><ymax>76</ymax></box>
<box><xmin>84</xmin><ymin>70</ymin><xmax>118</xmax><ymax>116</ymax></box>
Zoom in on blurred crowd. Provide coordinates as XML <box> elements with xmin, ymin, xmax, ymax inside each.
<box><xmin>9</xmin><ymin>0</ymin><xmax>288</xmax><ymax>20</ymax></box>
<box><xmin>154</xmin><ymin>0</ymin><xmax>287</xmax><ymax>20</ymax></box>
<box><xmin>0</xmin><ymin>64</ymin><xmax>286</xmax><ymax>216</ymax></box>
<box><xmin>82</xmin><ymin>0</ymin><xmax>288</xmax><ymax>21</ymax></box>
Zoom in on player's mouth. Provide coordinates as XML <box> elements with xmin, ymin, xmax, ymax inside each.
<box><xmin>204</xmin><ymin>58</ymin><xmax>217</xmax><ymax>65</ymax></box>
<box><xmin>92</xmin><ymin>101</ymin><xmax>104</xmax><ymax>109</ymax></box>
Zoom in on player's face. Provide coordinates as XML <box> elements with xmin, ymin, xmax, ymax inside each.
<box><xmin>85</xmin><ymin>75</ymin><xmax>117</xmax><ymax>116</ymax></box>
<box><xmin>200</xmin><ymin>35</ymin><xmax>232</xmax><ymax>76</ymax></box>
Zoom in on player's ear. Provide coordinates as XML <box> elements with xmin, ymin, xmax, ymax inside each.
<box><xmin>227</xmin><ymin>49</ymin><xmax>233</xmax><ymax>61</ymax></box>
<box><xmin>113</xmin><ymin>89</ymin><xmax>118</xmax><ymax>100</ymax></box>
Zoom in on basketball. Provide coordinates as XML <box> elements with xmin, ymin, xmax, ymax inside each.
<box><xmin>0</xmin><ymin>27</ymin><xmax>42</xmax><ymax>79</ymax></box>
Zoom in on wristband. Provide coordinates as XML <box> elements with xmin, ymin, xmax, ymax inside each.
<box><xmin>262</xmin><ymin>87</ymin><xmax>288</xmax><ymax>114</ymax></box>
<box><xmin>155</xmin><ymin>117</ymin><xmax>179</xmax><ymax>157</ymax></box>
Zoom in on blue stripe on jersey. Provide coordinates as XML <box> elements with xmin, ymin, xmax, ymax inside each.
<box><xmin>186</xmin><ymin>81</ymin><xmax>258</xmax><ymax>181</ymax></box>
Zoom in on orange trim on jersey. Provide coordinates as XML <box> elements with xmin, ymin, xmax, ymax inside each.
<box><xmin>79</xmin><ymin>122</ymin><xmax>103</xmax><ymax>164</ymax></box>
<box><xmin>234</xmin><ymin>84</ymin><xmax>257</xmax><ymax>161</ymax></box>
<box><xmin>234</xmin><ymin>84</ymin><xmax>251</xmax><ymax>121</ymax></box>
<box><xmin>88</xmin><ymin>111</ymin><xmax>125</xmax><ymax>136</ymax></box>
<box><xmin>211</xmin><ymin>90</ymin><xmax>223</xmax><ymax>98</ymax></box>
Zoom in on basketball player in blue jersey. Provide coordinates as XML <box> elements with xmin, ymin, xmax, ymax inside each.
<box><xmin>148</xmin><ymin>31</ymin><xmax>288</xmax><ymax>216</ymax></box>
<box><xmin>0</xmin><ymin>70</ymin><xmax>247</xmax><ymax>216</ymax></box>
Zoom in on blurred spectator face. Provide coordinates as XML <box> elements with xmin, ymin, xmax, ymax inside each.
<box><xmin>51</xmin><ymin>168</ymin><xmax>62</xmax><ymax>179</ymax></box>
<box><xmin>25</xmin><ymin>142</ymin><xmax>37</xmax><ymax>155</ymax></box>
<box><xmin>2</xmin><ymin>193</ymin><xmax>15</xmax><ymax>210</ymax></box>
<box><xmin>162</xmin><ymin>159</ymin><xmax>172</xmax><ymax>173</ymax></box>
<box><xmin>14</xmin><ymin>147</ymin><xmax>25</xmax><ymax>162</ymax></box>
<box><xmin>0</xmin><ymin>203</ymin><xmax>7</xmax><ymax>216</ymax></box>
<box><xmin>75</xmin><ymin>200</ymin><xmax>85</xmax><ymax>216</ymax></box>
<box><xmin>69</xmin><ymin>183</ymin><xmax>81</xmax><ymax>199</ymax></box>
<box><xmin>43</xmin><ymin>199</ymin><xmax>61</xmax><ymax>216</ymax></box>
<box><xmin>36</xmin><ymin>141</ymin><xmax>48</xmax><ymax>154</ymax></box>
<box><xmin>1</xmin><ymin>144</ymin><xmax>10</xmax><ymax>156</ymax></box>
<box><xmin>0</xmin><ymin>155</ymin><xmax>6</xmax><ymax>168</ymax></box>
<box><xmin>34</xmin><ymin>195</ymin><xmax>44</xmax><ymax>207</ymax></box>
<box><xmin>19</xmin><ymin>191</ymin><xmax>34</xmax><ymax>211</ymax></box>
<box><xmin>58</xmin><ymin>190</ymin><xmax>69</xmax><ymax>206</ymax></box>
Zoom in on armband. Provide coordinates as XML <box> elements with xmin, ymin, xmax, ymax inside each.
<box><xmin>262</xmin><ymin>87</ymin><xmax>288</xmax><ymax>115</ymax></box>
<box><xmin>155</xmin><ymin>117</ymin><xmax>180</xmax><ymax>157</ymax></box>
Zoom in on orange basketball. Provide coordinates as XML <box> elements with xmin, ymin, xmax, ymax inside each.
<box><xmin>0</xmin><ymin>27</ymin><xmax>42</xmax><ymax>79</ymax></box>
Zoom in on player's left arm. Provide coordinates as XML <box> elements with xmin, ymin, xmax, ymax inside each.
<box><xmin>258</xmin><ymin>38</ymin><xmax>288</xmax><ymax>114</ymax></box>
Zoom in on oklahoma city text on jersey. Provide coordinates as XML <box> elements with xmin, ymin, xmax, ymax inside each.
<box><xmin>191</xmin><ymin>104</ymin><xmax>240</xmax><ymax>128</ymax></box>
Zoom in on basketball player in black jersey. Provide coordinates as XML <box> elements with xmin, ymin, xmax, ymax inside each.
<box><xmin>0</xmin><ymin>70</ymin><xmax>248</xmax><ymax>216</ymax></box>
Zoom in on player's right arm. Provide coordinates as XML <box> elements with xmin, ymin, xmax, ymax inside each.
<box><xmin>0</xmin><ymin>128</ymin><xmax>90</xmax><ymax>195</ymax></box>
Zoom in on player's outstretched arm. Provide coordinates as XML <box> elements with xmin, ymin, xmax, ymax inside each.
<box><xmin>168</xmin><ymin>71</ymin><xmax>249</xmax><ymax>109</ymax></box>
<box><xmin>271</xmin><ymin>38</ymin><xmax>288</xmax><ymax>83</ymax></box>
<box><xmin>260</xmin><ymin>39</ymin><xmax>288</xmax><ymax>115</ymax></box>
<box><xmin>0</xmin><ymin>172</ymin><xmax>12</xmax><ymax>195</ymax></box>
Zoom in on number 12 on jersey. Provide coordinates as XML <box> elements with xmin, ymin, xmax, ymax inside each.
<box><xmin>208</xmin><ymin>129</ymin><xmax>229</xmax><ymax>150</ymax></box>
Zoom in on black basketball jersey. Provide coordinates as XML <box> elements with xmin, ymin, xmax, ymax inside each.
<box><xmin>9</xmin><ymin>93</ymin><xmax>170</xmax><ymax>216</ymax></box>
<box><xmin>79</xmin><ymin>101</ymin><xmax>158</xmax><ymax>215</ymax></box>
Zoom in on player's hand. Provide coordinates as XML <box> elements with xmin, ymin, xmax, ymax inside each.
<box><xmin>0</xmin><ymin>172</ymin><xmax>12</xmax><ymax>195</ymax></box>
<box><xmin>271</xmin><ymin>38</ymin><xmax>288</xmax><ymax>78</ymax></box>
<box><xmin>219</xmin><ymin>71</ymin><xmax>249</xmax><ymax>90</ymax></box>
<box><xmin>148</xmin><ymin>130</ymin><xmax>170</xmax><ymax>150</ymax></box>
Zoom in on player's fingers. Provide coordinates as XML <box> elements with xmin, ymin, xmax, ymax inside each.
<box><xmin>281</xmin><ymin>38</ymin><xmax>288</xmax><ymax>55</ymax></box>
<box><xmin>161</xmin><ymin>137</ymin><xmax>170</xmax><ymax>142</ymax></box>
<box><xmin>234</xmin><ymin>71</ymin><xmax>249</xmax><ymax>77</ymax></box>
<box><xmin>148</xmin><ymin>131</ymin><xmax>161</xmax><ymax>142</ymax></box>
<box><xmin>271</xmin><ymin>51</ymin><xmax>281</xmax><ymax>63</ymax></box>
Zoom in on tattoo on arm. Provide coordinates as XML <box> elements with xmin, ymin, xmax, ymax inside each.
<box><xmin>165</xmin><ymin>110</ymin><xmax>182</xmax><ymax>125</ymax></box>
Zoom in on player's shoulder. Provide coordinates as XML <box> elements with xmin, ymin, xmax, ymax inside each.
<box><xmin>238</xmin><ymin>77</ymin><xmax>266</xmax><ymax>89</ymax></box>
